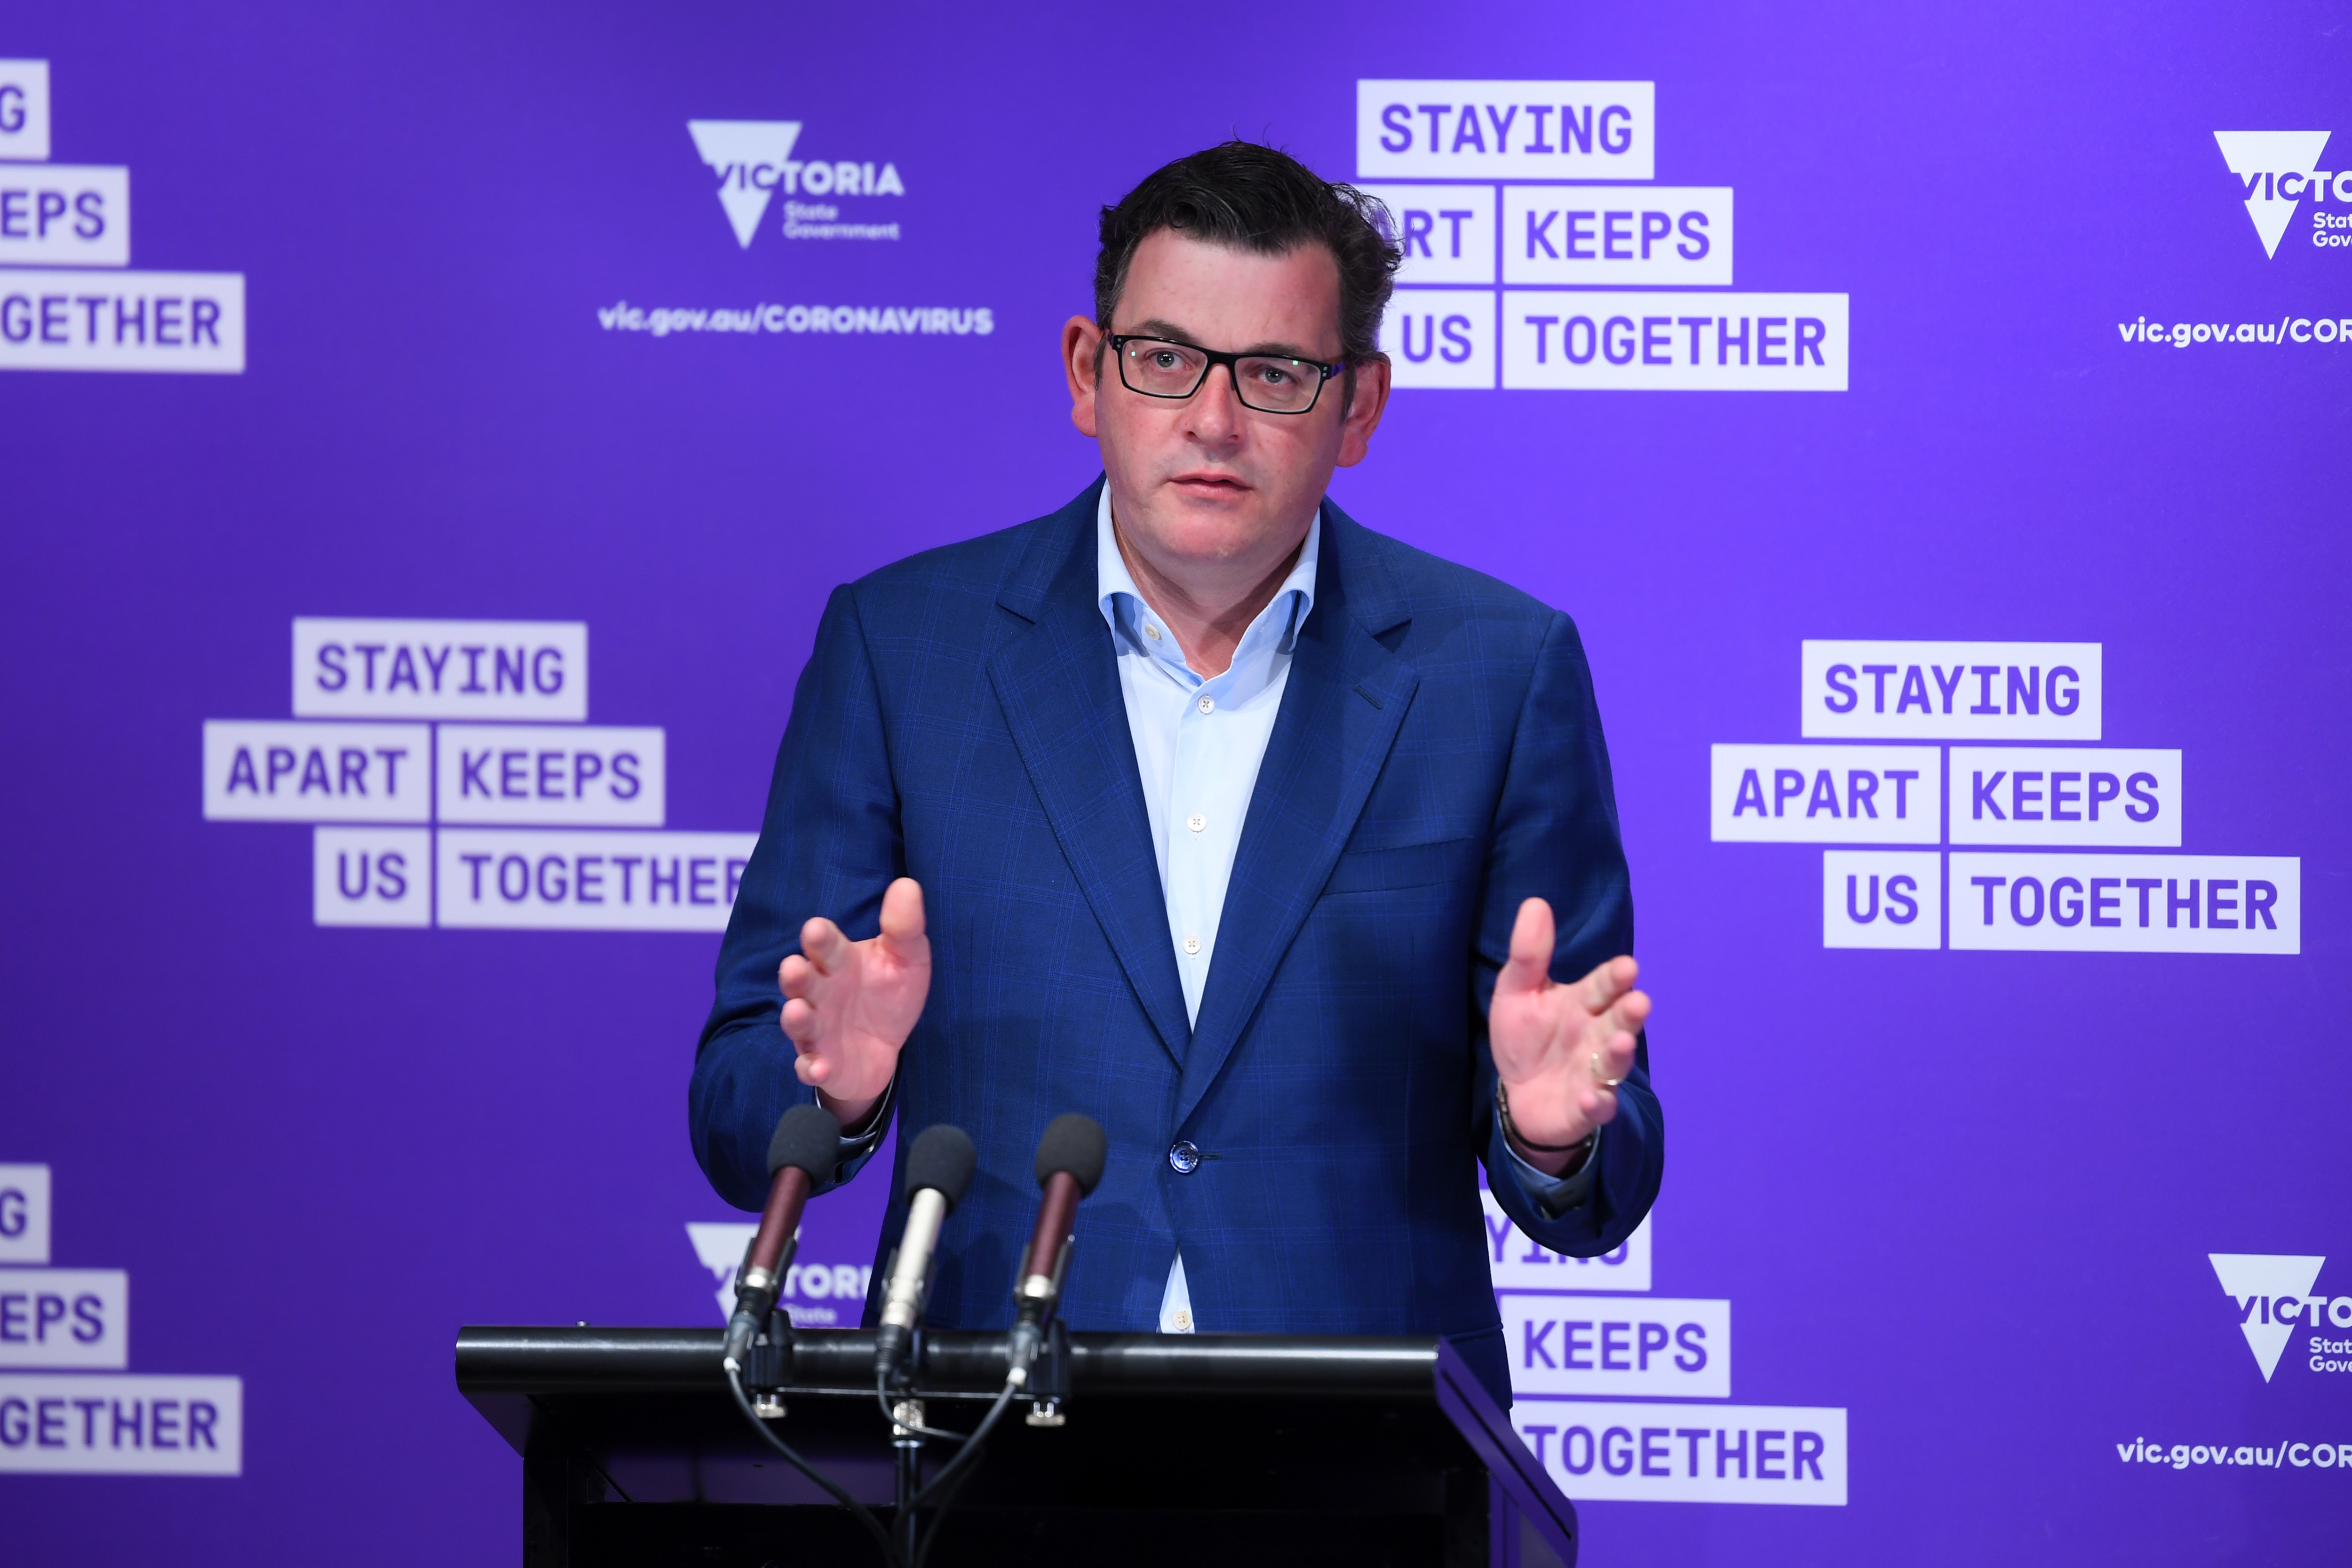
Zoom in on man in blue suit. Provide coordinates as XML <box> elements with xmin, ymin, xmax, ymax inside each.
<box><xmin>693</xmin><ymin>142</ymin><xmax>1659</xmax><ymax>1408</ymax></box>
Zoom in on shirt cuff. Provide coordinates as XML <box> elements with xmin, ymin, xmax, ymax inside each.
<box><xmin>1503</xmin><ymin>1125</ymin><xmax>1601</xmax><ymax>1220</ymax></box>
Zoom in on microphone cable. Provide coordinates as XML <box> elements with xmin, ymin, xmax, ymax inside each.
<box><xmin>907</xmin><ymin>1371</ymin><xmax>1023</xmax><ymax>1567</ymax></box>
<box><xmin>908</xmin><ymin>1382</ymin><xmax>1021</xmax><ymax>1561</ymax></box>
<box><xmin>724</xmin><ymin>1358</ymin><xmax>902</xmax><ymax>1567</ymax></box>
<box><xmin>912</xmin><ymin>1458</ymin><xmax>982</xmax><ymax>1568</ymax></box>
<box><xmin>909</xmin><ymin>1375</ymin><xmax>1018</xmax><ymax>1509</ymax></box>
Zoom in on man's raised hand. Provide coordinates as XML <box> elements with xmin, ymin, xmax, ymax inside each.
<box><xmin>778</xmin><ymin>877</ymin><xmax>930</xmax><ymax>1126</ymax></box>
<box><xmin>1487</xmin><ymin>896</ymin><xmax>1650</xmax><ymax>1174</ymax></box>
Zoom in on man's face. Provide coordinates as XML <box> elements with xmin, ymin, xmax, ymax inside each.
<box><xmin>1065</xmin><ymin>228</ymin><xmax>1389</xmax><ymax>576</ymax></box>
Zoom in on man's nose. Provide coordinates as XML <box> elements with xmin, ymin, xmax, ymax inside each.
<box><xmin>1185</xmin><ymin>362</ymin><xmax>1245</xmax><ymax>441</ymax></box>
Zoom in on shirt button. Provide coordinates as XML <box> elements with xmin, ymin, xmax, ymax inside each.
<box><xmin>1169</xmin><ymin>1307</ymin><xmax>1195</xmax><ymax>1333</ymax></box>
<box><xmin>1182</xmin><ymin>934</ymin><xmax>1201</xmax><ymax>955</ymax></box>
<box><xmin>1186</xmin><ymin>813</ymin><xmax>1206</xmax><ymax>833</ymax></box>
<box><xmin>1144</xmin><ymin>623</ymin><xmax>1162</xmax><ymax>642</ymax></box>
<box><xmin>1168</xmin><ymin>1140</ymin><xmax>1201</xmax><ymax>1174</ymax></box>
<box><xmin>1196</xmin><ymin>695</ymin><xmax>1214</xmax><ymax>714</ymax></box>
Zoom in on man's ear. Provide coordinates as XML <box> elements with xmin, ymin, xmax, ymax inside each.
<box><xmin>1063</xmin><ymin>315</ymin><xmax>1103</xmax><ymax>438</ymax></box>
<box><xmin>1334</xmin><ymin>354</ymin><xmax>1392</xmax><ymax>468</ymax></box>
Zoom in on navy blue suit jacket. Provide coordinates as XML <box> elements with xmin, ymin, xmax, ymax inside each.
<box><xmin>693</xmin><ymin>480</ymin><xmax>1661</xmax><ymax>1404</ymax></box>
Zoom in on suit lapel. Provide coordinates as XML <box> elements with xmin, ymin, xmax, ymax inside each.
<box><xmin>1175</xmin><ymin>505</ymin><xmax>1418</xmax><ymax>1129</ymax></box>
<box><xmin>987</xmin><ymin>483</ymin><xmax>1192</xmax><ymax>1068</ymax></box>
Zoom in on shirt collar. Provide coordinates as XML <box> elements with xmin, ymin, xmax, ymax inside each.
<box><xmin>1095</xmin><ymin>482</ymin><xmax>1320</xmax><ymax>683</ymax></box>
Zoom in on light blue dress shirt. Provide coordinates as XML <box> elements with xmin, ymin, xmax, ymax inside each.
<box><xmin>1096</xmin><ymin>487</ymin><xmax>1313</xmax><ymax>1333</ymax></box>
<box><xmin>1095</xmin><ymin>489</ymin><xmax>1585</xmax><ymax>1334</ymax></box>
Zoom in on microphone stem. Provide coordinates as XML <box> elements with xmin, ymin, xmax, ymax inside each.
<box><xmin>876</xmin><ymin>1186</ymin><xmax>951</xmax><ymax>1380</ymax></box>
<box><xmin>882</xmin><ymin>1188</ymin><xmax>949</xmax><ymax>1329</ymax></box>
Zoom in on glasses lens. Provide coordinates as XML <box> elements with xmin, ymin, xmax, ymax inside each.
<box><xmin>1233</xmin><ymin>356</ymin><xmax>1326</xmax><ymax>413</ymax></box>
<box><xmin>1120</xmin><ymin>339</ymin><xmax>1207</xmax><ymax>397</ymax></box>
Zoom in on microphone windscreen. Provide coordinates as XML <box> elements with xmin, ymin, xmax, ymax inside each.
<box><xmin>905</xmin><ymin>1124</ymin><xmax>978</xmax><ymax>1210</ymax></box>
<box><xmin>767</xmin><ymin>1102</ymin><xmax>843</xmax><ymax>1179</ymax></box>
<box><xmin>1035</xmin><ymin>1113</ymin><xmax>1108</xmax><ymax>1196</ymax></box>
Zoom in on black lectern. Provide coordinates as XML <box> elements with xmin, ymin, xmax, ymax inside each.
<box><xmin>456</xmin><ymin>1325</ymin><xmax>1576</xmax><ymax>1568</ymax></box>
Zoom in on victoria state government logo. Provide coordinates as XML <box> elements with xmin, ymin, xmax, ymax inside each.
<box><xmin>685</xmin><ymin>119</ymin><xmax>906</xmax><ymax>248</ymax></box>
<box><xmin>2210</xmin><ymin>1253</ymin><xmax>2352</xmax><ymax>1381</ymax></box>
<box><xmin>2212</xmin><ymin>131</ymin><xmax>2349</xmax><ymax>257</ymax></box>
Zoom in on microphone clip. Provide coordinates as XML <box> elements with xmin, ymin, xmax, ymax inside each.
<box><xmin>1020</xmin><ymin>1318</ymin><xmax>1072</xmax><ymax>1427</ymax></box>
<box><xmin>739</xmin><ymin>1310</ymin><xmax>795</xmax><ymax>1407</ymax></box>
<box><xmin>724</xmin><ymin>1227</ymin><xmax>800</xmax><ymax>1369</ymax></box>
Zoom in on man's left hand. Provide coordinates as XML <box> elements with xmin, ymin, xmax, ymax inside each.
<box><xmin>1488</xmin><ymin>897</ymin><xmax>1651</xmax><ymax>1175</ymax></box>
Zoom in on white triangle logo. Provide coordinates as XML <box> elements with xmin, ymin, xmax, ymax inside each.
<box><xmin>686</xmin><ymin>119</ymin><xmax>804</xmax><ymax>249</ymax></box>
<box><xmin>2212</xmin><ymin>131</ymin><xmax>2332</xmax><ymax>258</ymax></box>
<box><xmin>2208</xmin><ymin>1252</ymin><xmax>2325</xmax><ymax>1381</ymax></box>
<box><xmin>688</xmin><ymin>1221</ymin><xmax>758</xmax><ymax>1319</ymax></box>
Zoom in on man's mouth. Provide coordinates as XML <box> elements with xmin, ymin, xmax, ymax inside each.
<box><xmin>1169</xmin><ymin>472</ymin><xmax>1249</xmax><ymax>494</ymax></box>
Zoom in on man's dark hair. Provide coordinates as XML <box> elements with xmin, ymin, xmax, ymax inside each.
<box><xmin>1094</xmin><ymin>141</ymin><xmax>1401</xmax><ymax>364</ymax></box>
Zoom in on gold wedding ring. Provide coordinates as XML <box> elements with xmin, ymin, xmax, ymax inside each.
<box><xmin>1590</xmin><ymin>1051</ymin><xmax>1625</xmax><ymax>1089</ymax></box>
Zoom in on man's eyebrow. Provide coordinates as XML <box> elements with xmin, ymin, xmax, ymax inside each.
<box><xmin>1128</xmin><ymin>318</ymin><xmax>1334</xmax><ymax>362</ymax></box>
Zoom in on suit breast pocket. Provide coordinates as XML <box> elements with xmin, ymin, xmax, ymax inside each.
<box><xmin>1322</xmin><ymin>836</ymin><xmax>1479</xmax><ymax>895</ymax></box>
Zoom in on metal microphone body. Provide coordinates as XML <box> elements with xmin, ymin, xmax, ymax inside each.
<box><xmin>873</xmin><ymin>1125</ymin><xmax>977</xmax><ymax>1381</ymax></box>
<box><xmin>878</xmin><ymin>1186</ymin><xmax>948</xmax><ymax>1335</ymax></box>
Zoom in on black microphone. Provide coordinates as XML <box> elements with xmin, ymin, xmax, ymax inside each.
<box><xmin>873</xmin><ymin>1124</ymin><xmax>977</xmax><ymax>1380</ymax></box>
<box><xmin>723</xmin><ymin>1103</ymin><xmax>842</xmax><ymax>1368</ymax></box>
<box><xmin>1008</xmin><ymin>1114</ymin><xmax>1108</xmax><ymax>1377</ymax></box>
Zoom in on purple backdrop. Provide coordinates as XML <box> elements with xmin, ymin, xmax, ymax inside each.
<box><xmin>3</xmin><ymin>0</ymin><xmax>2347</xmax><ymax>1561</ymax></box>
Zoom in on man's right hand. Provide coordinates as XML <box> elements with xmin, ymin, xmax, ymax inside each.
<box><xmin>778</xmin><ymin>877</ymin><xmax>930</xmax><ymax>1127</ymax></box>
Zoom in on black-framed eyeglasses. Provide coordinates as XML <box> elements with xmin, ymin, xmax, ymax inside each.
<box><xmin>1107</xmin><ymin>334</ymin><xmax>1346</xmax><ymax>415</ymax></box>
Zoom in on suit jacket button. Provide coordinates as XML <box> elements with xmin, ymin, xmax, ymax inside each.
<box><xmin>1167</xmin><ymin>1140</ymin><xmax>1201</xmax><ymax>1174</ymax></box>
